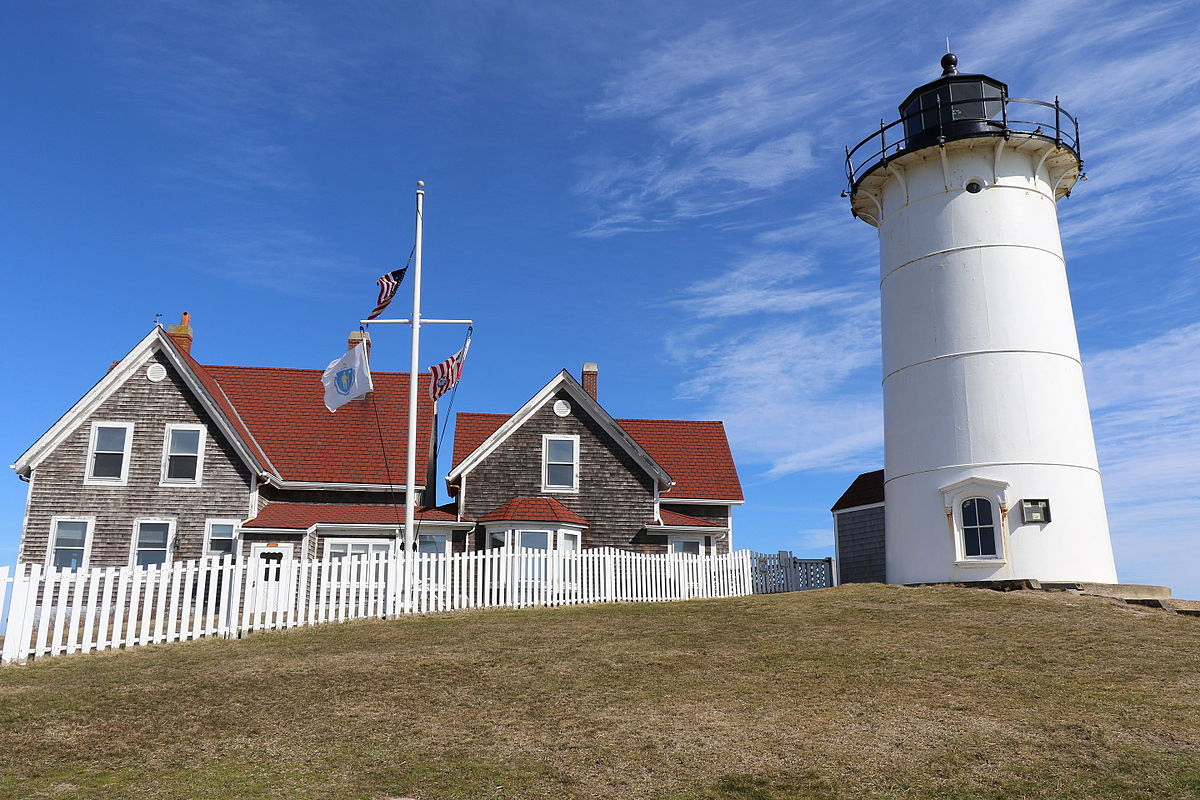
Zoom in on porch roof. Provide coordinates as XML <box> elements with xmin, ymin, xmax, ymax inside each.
<box><xmin>244</xmin><ymin>502</ymin><xmax>463</xmax><ymax>530</ymax></box>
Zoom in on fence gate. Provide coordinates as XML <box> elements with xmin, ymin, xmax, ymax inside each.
<box><xmin>248</xmin><ymin>544</ymin><xmax>295</xmax><ymax>622</ymax></box>
<box><xmin>751</xmin><ymin>551</ymin><xmax>834</xmax><ymax>593</ymax></box>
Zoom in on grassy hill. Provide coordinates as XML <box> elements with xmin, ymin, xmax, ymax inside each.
<box><xmin>1</xmin><ymin>584</ymin><xmax>1198</xmax><ymax>800</ymax></box>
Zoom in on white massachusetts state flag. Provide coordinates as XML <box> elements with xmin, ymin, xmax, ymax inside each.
<box><xmin>321</xmin><ymin>344</ymin><xmax>373</xmax><ymax>412</ymax></box>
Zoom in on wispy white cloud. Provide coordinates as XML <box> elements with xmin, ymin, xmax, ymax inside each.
<box><xmin>1085</xmin><ymin>323</ymin><xmax>1200</xmax><ymax>593</ymax></box>
<box><xmin>577</xmin><ymin>16</ymin><xmax>890</xmax><ymax>236</ymax></box>
<box><xmin>667</xmin><ymin>250</ymin><xmax>883</xmax><ymax>476</ymax></box>
<box><xmin>957</xmin><ymin>0</ymin><xmax>1200</xmax><ymax>246</ymax></box>
<box><xmin>106</xmin><ymin>2</ymin><xmax>386</xmax><ymax>194</ymax></box>
<box><xmin>180</xmin><ymin>225</ymin><xmax>362</xmax><ymax>295</ymax></box>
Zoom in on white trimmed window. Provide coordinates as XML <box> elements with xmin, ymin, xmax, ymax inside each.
<box><xmin>132</xmin><ymin>519</ymin><xmax>175</xmax><ymax>567</ymax></box>
<box><xmin>204</xmin><ymin>519</ymin><xmax>239</xmax><ymax>559</ymax></box>
<box><xmin>941</xmin><ymin>477</ymin><xmax>1009</xmax><ymax>565</ymax></box>
<box><xmin>486</xmin><ymin>527</ymin><xmax>582</xmax><ymax>551</ymax></box>
<box><xmin>668</xmin><ymin>536</ymin><xmax>705</xmax><ymax>556</ymax></box>
<box><xmin>961</xmin><ymin>498</ymin><xmax>998</xmax><ymax>558</ymax></box>
<box><xmin>48</xmin><ymin>517</ymin><xmax>94</xmax><ymax>571</ymax></box>
<box><xmin>162</xmin><ymin>424</ymin><xmax>206</xmax><ymax>485</ymax></box>
<box><xmin>85</xmin><ymin>422</ymin><xmax>134</xmax><ymax>485</ymax></box>
<box><xmin>542</xmin><ymin>434</ymin><xmax>579</xmax><ymax>492</ymax></box>
<box><xmin>324</xmin><ymin>538</ymin><xmax>394</xmax><ymax>560</ymax></box>
<box><xmin>417</xmin><ymin>533</ymin><xmax>451</xmax><ymax>555</ymax></box>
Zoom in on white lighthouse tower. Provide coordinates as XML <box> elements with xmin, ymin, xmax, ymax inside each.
<box><xmin>845</xmin><ymin>54</ymin><xmax>1118</xmax><ymax>585</ymax></box>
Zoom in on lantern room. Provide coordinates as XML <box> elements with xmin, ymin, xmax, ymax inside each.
<box><xmin>899</xmin><ymin>53</ymin><xmax>1007</xmax><ymax>149</ymax></box>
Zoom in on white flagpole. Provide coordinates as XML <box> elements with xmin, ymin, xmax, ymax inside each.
<box><xmin>404</xmin><ymin>180</ymin><xmax>425</xmax><ymax>614</ymax></box>
<box><xmin>357</xmin><ymin>180</ymin><xmax>471</xmax><ymax>615</ymax></box>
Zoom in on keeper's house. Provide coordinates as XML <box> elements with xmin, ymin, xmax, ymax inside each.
<box><xmin>12</xmin><ymin>315</ymin><xmax>449</xmax><ymax>569</ymax></box>
<box><xmin>12</xmin><ymin>315</ymin><xmax>743</xmax><ymax>570</ymax></box>
<box><xmin>446</xmin><ymin>364</ymin><xmax>743</xmax><ymax>556</ymax></box>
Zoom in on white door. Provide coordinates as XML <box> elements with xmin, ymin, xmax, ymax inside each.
<box><xmin>248</xmin><ymin>543</ymin><xmax>295</xmax><ymax>622</ymax></box>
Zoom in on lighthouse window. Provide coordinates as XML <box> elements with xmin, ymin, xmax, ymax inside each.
<box><xmin>965</xmin><ymin>180</ymin><xmax>983</xmax><ymax>194</ymax></box>
<box><xmin>961</xmin><ymin>498</ymin><xmax>997</xmax><ymax>557</ymax></box>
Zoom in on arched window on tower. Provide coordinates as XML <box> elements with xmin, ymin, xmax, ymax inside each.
<box><xmin>961</xmin><ymin>498</ymin><xmax>997</xmax><ymax>557</ymax></box>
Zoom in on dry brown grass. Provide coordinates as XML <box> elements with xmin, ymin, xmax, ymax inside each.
<box><xmin>1</xmin><ymin>583</ymin><xmax>1198</xmax><ymax>799</ymax></box>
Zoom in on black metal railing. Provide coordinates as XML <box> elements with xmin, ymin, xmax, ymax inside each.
<box><xmin>845</xmin><ymin>96</ymin><xmax>1080</xmax><ymax>194</ymax></box>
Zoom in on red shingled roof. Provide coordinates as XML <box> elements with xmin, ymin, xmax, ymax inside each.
<box><xmin>656</xmin><ymin>508</ymin><xmax>723</xmax><ymax>528</ymax></box>
<box><xmin>194</xmin><ymin>363</ymin><xmax>434</xmax><ymax>485</ymax></box>
<box><xmin>245</xmin><ymin>502</ymin><xmax>461</xmax><ymax>530</ymax></box>
<box><xmin>616</xmin><ymin>419</ymin><xmax>742</xmax><ymax>501</ymax></box>
<box><xmin>452</xmin><ymin>413</ymin><xmax>510</xmax><ymax>470</ymax></box>
<box><xmin>452</xmin><ymin>412</ymin><xmax>742</xmax><ymax>502</ymax></box>
<box><xmin>478</xmin><ymin>497</ymin><xmax>589</xmax><ymax>526</ymax></box>
<box><xmin>169</xmin><ymin>340</ymin><xmax>276</xmax><ymax>473</ymax></box>
<box><xmin>831</xmin><ymin>469</ymin><xmax>884</xmax><ymax>511</ymax></box>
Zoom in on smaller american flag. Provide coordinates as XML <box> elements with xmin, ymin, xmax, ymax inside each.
<box><xmin>428</xmin><ymin>335</ymin><xmax>472</xmax><ymax>401</ymax></box>
<box><xmin>366</xmin><ymin>267</ymin><xmax>408</xmax><ymax>320</ymax></box>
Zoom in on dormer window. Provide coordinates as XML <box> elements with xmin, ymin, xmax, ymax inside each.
<box><xmin>162</xmin><ymin>424</ymin><xmax>206</xmax><ymax>485</ymax></box>
<box><xmin>542</xmin><ymin>434</ymin><xmax>579</xmax><ymax>492</ymax></box>
<box><xmin>85</xmin><ymin>422</ymin><xmax>134</xmax><ymax>485</ymax></box>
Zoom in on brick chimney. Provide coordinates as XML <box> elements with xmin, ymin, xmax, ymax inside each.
<box><xmin>348</xmin><ymin>330</ymin><xmax>371</xmax><ymax>354</ymax></box>
<box><xmin>582</xmin><ymin>362</ymin><xmax>598</xmax><ymax>400</ymax></box>
<box><xmin>166</xmin><ymin>312</ymin><xmax>193</xmax><ymax>355</ymax></box>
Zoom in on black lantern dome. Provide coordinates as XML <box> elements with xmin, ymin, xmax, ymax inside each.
<box><xmin>898</xmin><ymin>53</ymin><xmax>1007</xmax><ymax>149</ymax></box>
<box><xmin>844</xmin><ymin>53</ymin><xmax>1082</xmax><ymax>202</ymax></box>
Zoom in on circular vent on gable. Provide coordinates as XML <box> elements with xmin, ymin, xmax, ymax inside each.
<box><xmin>553</xmin><ymin>400</ymin><xmax>571</xmax><ymax>417</ymax></box>
<box><xmin>146</xmin><ymin>363</ymin><xmax>167</xmax><ymax>382</ymax></box>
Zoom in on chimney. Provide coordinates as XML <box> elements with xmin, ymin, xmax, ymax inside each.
<box><xmin>348</xmin><ymin>330</ymin><xmax>372</xmax><ymax>354</ymax></box>
<box><xmin>582</xmin><ymin>362</ymin><xmax>598</xmax><ymax>400</ymax></box>
<box><xmin>166</xmin><ymin>312</ymin><xmax>193</xmax><ymax>355</ymax></box>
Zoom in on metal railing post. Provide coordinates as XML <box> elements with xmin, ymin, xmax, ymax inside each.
<box><xmin>1054</xmin><ymin>96</ymin><xmax>1062</xmax><ymax>147</ymax></box>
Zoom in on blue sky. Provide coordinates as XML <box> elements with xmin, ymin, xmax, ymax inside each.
<box><xmin>2</xmin><ymin>1</ymin><xmax>1197</xmax><ymax>596</ymax></box>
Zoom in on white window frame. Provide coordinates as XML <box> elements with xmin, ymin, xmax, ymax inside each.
<box><xmin>322</xmin><ymin>537</ymin><xmax>397</xmax><ymax>560</ymax></box>
<box><xmin>130</xmin><ymin>517</ymin><xmax>176</xmax><ymax>568</ymax></box>
<box><xmin>941</xmin><ymin>477</ymin><xmax>1010</xmax><ymax>566</ymax></box>
<box><xmin>160</xmin><ymin>423</ymin><xmax>207</xmax><ymax>487</ymax></box>
<box><xmin>667</xmin><ymin>535</ymin><xmax>706</xmax><ymax>556</ymax></box>
<box><xmin>203</xmin><ymin>518</ymin><xmax>240</xmax><ymax>559</ymax></box>
<box><xmin>960</xmin><ymin>497</ymin><xmax>1000</xmax><ymax>559</ymax></box>
<box><xmin>84</xmin><ymin>421</ymin><xmax>134</xmax><ymax>486</ymax></box>
<box><xmin>541</xmin><ymin>434</ymin><xmax>580</xmax><ymax>493</ymax></box>
<box><xmin>46</xmin><ymin>515</ymin><xmax>96</xmax><ymax>571</ymax></box>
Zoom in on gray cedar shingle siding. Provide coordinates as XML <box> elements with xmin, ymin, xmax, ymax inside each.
<box><xmin>834</xmin><ymin>505</ymin><xmax>885</xmax><ymax>583</ymax></box>
<box><xmin>461</xmin><ymin>388</ymin><xmax>658</xmax><ymax>551</ymax></box>
<box><xmin>21</xmin><ymin>351</ymin><xmax>253</xmax><ymax>567</ymax></box>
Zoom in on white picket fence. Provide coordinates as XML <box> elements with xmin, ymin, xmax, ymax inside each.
<box><xmin>0</xmin><ymin>548</ymin><xmax>832</xmax><ymax>665</ymax></box>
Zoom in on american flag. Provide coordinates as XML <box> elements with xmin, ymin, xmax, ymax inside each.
<box><xmin>428</xmin><ymin>335</ymin><xmax>472</xmax><ymax>401</ymax></box>
<box><xmin>366</xmin><ymin>267</ymin><xmax>408</xmax><ymax>320</ymax></box>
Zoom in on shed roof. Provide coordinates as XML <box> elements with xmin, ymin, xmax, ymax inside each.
<box><xmin>831</xmin><ymin>469</ymin><xmax>885</xmax><ymax>512</ymax></box>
